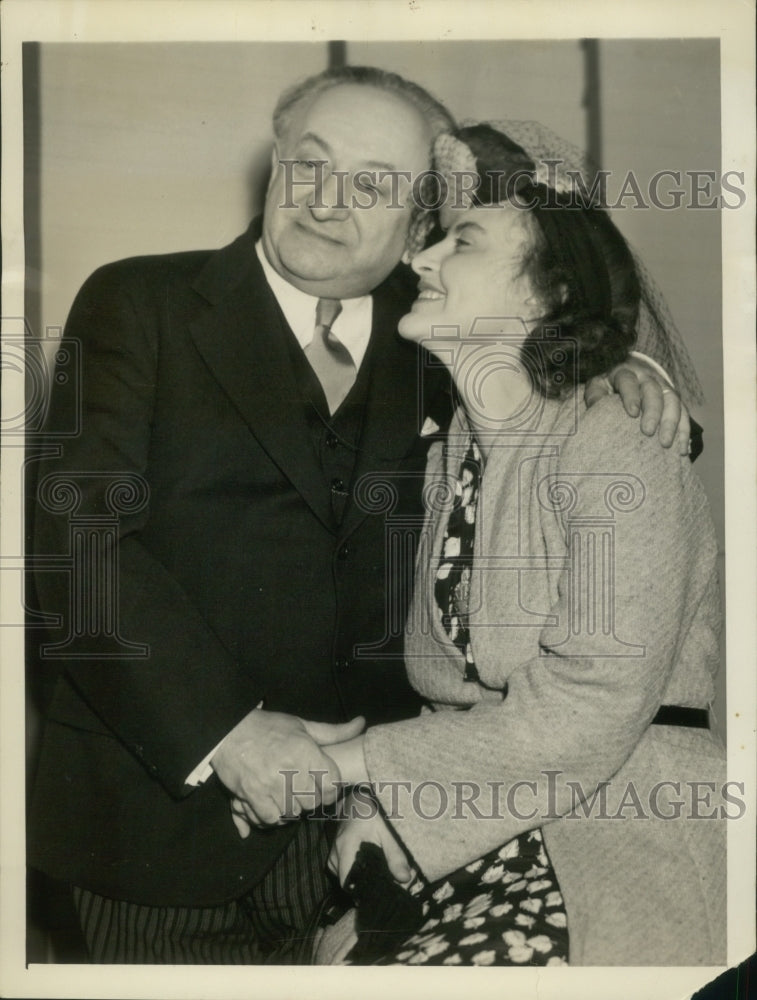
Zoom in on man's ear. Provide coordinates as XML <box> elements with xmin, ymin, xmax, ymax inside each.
<box><xmin>265</xmin><ymin>142</ymin><xmax>280</xmax><ymax>193</ymax></box>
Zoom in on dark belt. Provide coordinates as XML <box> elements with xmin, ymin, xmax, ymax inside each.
<box><xmin>651</xmin><ymin>705</ymin><xmax>709</xmax><ymax>729</ymax></box>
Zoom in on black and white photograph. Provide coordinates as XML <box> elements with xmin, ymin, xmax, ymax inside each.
<box><xmin>1</xmin><ymin>2</ymin><xmax>754</xmax><ymax>998</ymax></box>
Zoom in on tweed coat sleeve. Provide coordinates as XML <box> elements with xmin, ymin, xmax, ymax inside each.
<box><xmin>363</xmin><ymin>397</ymin><xmax>720</xmax><ymax>880</ymax></box>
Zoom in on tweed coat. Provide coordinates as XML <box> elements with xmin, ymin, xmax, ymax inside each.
<box><xmin>364</xmin><ymin>392</ymin><xmax>726</xmax><ymax>965</ymax></box>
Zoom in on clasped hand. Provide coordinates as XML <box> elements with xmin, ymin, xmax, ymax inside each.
<box><xmin>210</xmin><ymin>709</ymin><xmax>364</xmax><ymax>836</ymax></box>
<box><xmin>327</xmin><ymin>790</ymin><xmax>413</xmax><ymax>889</ymax></box>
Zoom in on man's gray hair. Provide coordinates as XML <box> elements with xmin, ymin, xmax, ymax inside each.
<box><xmin>272</xmin><ymin>65</ymin><xmax>456</xmax><ymax>144</ymax></box>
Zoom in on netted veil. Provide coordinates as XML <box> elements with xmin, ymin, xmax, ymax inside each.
<box><xmin>415</xmin><ymin>119</ymin><xmax>704</xmax><ymax>406</ymax></box>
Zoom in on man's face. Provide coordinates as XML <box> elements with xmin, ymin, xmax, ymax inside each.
<box><xmin>262</xmin><ymin>84</ymin><xmax>433</xmax><ymax>299</ymax></box>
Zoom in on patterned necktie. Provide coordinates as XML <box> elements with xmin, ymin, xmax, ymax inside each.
<box><xmin>304</xmin><ymin>297</ymin><xmax>355</xmax><ymax>414</ymax></box>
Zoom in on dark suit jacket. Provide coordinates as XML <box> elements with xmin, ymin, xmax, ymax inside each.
<box><xmin>28</xmin><ymin>220</ymin><xmax>451</xmax><ymax>906</ymax></box>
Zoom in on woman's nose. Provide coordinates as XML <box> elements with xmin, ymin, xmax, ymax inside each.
<box><xmin>411</xmin><ymin>240</ymin><xmax>443</xmax><ymax>276</ymax></box>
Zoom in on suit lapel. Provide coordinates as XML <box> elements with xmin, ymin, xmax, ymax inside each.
<box><xmin>357</xmin><ymin>290</ymin><xmax>424</xmax><ymax>462</ymax></box>
<box><xmin>188</xmin><ymin>225</ymin><xmax>334</xmax><ymax>530</ymax></box>
<box><xmin>341</xmin><ymin>268</ymin><xmax>447</xmax><ymax>538</ymax></box>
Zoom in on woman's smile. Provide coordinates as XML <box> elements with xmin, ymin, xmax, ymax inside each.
<box><xmin>413</xmin><ymin>284</ymin><xmax>446</xmax><ymax>305</ymax></box>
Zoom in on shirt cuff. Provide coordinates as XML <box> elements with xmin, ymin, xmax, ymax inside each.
<box><xmin>629</xmin><ymin>350</ymin><xmax>673</xmax><ymax>387</ymax></box>
<box><xmin>185</xmin><ymin>700</ymin><xmax>265</xmax><ymax>787</ymax></box>
<box><xmin>185</xmin><ymin>736</ymin><xmax>226</xmax><ymax>786</ymax></box>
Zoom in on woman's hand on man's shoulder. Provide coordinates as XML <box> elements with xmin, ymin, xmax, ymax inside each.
<box><xmin>584</xmin><ymin>356</ymin><xmax>691</xmax><ymax>456</ymax></box>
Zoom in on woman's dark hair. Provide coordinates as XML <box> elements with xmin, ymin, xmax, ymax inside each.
<box><xmin>456</xmin><ymin>124</ymin><xmax>641</xmax><ymax>397</ymax></box>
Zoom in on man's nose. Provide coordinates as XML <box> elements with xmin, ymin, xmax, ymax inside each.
<box><xmin>309</xmin><ymin>171</ymin><xmax>350</xmax><ymax>222</ymax></box>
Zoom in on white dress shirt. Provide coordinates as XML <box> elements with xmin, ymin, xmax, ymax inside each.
<box><xmin>254</xmin><ymin>240</ymin><xmax>373</xmax><ymax>369</ymax></box>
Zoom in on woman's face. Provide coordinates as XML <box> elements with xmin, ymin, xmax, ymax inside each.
<box><xmin>398</xmin><ymin>203</ymin><xmax>542</xmax><ymax>348</ymax></box>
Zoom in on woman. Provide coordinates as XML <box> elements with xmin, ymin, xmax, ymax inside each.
<box><xmin>318</xmin><ymin>124</ymin><xmax>726</xmax><ymax>967</ymax></box>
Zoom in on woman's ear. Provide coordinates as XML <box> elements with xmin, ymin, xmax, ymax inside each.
<box><xmin>523</xmin><ymin>281</ymin><xmax>550</xmax><ymax>321</ymax></box>
<box><xmin>527</xmin><ymin>280</ymin><xmax>566</xmax><ymax>316</ymax></box>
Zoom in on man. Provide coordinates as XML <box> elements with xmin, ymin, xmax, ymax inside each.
<box><xmin>28</xmin><ymin>65</ymin><xmax>683</xmax><ymax>963</ymax></box>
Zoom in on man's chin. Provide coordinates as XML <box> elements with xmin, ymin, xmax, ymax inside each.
<box><xmin>277</xmin><ymin>243</ymin><xmax>349</xmax><ymax>285</ymax></box>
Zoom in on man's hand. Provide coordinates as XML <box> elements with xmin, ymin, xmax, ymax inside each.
<box><xmin>211</xmin><ymin>710</ymin><xmax>364</xmax><ymax>834</ymax></box>
<box><xmin>585</xmin><ymin>356</ymin><xmax>691</xmax><ymax>455</ymax></box>
<box><xmin>328</xmin><ymin>792</ymin><xmax>413</xmax><ymax>888</ymax></box>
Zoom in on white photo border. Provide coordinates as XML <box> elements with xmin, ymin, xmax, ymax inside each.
<box><xmin>1</xmin><ymin>2</ymin><xmax>754</xmax><ymax>998</ymax></box>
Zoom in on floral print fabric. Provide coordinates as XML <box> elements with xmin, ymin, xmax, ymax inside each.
<box><xmin>434</xmin><ymin>437</ymin><xmax>483</xmax><ymax>682</ymax></box>
<box><xmin>370</xmin><ymin>829</ymin><xmax>569</xmax><ymax>966</ymax></box>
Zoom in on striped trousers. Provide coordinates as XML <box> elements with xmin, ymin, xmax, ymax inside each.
<box><xmin>72</xmin><ymin>817</ymin><xmax>331</xmax><ymax>964</ymax></box>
